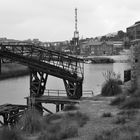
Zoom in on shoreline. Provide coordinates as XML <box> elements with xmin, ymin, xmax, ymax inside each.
<box><xmin>0</xmin><ymin>69</ymin><xmax>29</xmax><ymax>80</ymax></box>
<box><xmin>0</xmin><ymin>63</ymin><xmax>29</xmax><ymax>80</ymax></box>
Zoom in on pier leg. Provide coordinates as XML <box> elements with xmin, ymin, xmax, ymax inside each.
<box><xmin>0</xmin><ymin>59</ymin><xmax>1</xmax><ymax>74</ymax></box>
<box><xmin>29</xmin><ymin>69</ymin><xmax>48</xmax><ymax>114</ymax></box>
<box><xmin>61</xmin><ymin>104</ymin><xmax>64</xmax><ymax>110</ymax></box>
<box><xmin>63</xmin><ymin>79</ymin><xmax>82</xmax><ymax>99</ymax></box>
<box><xmin>56</xmin><ymin>104</ymin><xmax>59</xmax><ymax>112</ymax></box>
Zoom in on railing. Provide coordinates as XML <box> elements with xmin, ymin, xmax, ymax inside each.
<box><xmin>44</xmin><ymin>89</ymin><xmax>94</xmax><ymax>97</ymax></box>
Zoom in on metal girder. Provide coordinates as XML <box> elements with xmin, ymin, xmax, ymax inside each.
<box><xmin>30</xmin><ymin>69</ymin><xmax>48</xmax><ymax>97</ymax></box>
<box><xmin>29</xmin><ymin>69</ymin><xmax>48</xmax><ymax>114</ymax></box>
<box><xmin>63</xmin><ymin>79</ymin><xmax>82</xmax><ymax>99</ymax></box>
<box><xmin>0</xmin><ymin>42</ymin><xmax>84</xmax><ymax>100</ymax></box>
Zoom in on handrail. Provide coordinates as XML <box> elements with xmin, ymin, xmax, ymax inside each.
<box><xmin>44</xmin><ymin>89</ymin><xmax>94</xmax><ymax>97</ymax></box>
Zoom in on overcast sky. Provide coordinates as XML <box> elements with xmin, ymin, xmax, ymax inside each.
<box><xmin>0</xmin><ymin>0</ymin><xmax>140</xmax><ymax>41</ymax></box>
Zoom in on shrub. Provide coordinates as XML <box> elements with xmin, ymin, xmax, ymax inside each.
<box><xmin>110</xmin><ymin>95</ymin><xmax>126</xmax><ymax>105</ymax></box>
<box><xmin>0</xmin><ymin>127</ymin><xmax>23</xmax><ymax>140</ymax></box>
<box><xmin>101</xmin><ymin>71</ymin><xmax>122</xmax><ymax>96</ymax></box>
<box><xmin>101</xmin><ymin>79</ymin><xmax>122</xmax><ymax>96</ymax></box>
<box><xmin>17</xmin><ymin>109</ymin><xmax>44</xmax><ymax>134</ymax></box>
<box><xmin>102</xmin><ymin>112</ymin><xmax>112</xmax><ymax>117</ymax></box>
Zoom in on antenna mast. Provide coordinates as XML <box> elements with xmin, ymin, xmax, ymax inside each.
<box><xmin>74</xmin><ymin>8</ymin><xmax>79</xmax><ymax>38</ymax></box>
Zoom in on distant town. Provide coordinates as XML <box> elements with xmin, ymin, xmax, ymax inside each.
<box><xmin>0</xmin><ymin>21</ymin><xmax>139</xmax><ymax>58</ymax></box>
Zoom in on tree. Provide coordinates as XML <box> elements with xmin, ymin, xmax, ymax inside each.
<box><xmin>117</xmin><ymin>30</ymin><xmax>125</xmax><ymax>39</ymax></box>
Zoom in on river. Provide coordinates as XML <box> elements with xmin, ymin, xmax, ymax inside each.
<box><xmin>0</xmin><ymin>63</ymin><xmax>130</xmax><ymax>106</ymax></box>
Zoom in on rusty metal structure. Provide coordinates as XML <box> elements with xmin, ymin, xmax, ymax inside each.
<box><xmin>0</xmin><ymin>42</ymin><xmax>84</xmax><ymax>102</ymax></box>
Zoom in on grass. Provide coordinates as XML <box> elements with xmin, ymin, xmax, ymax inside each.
<box><xmin>94</xmin><ymin>125</ymin><xmax>140</xmax><ymax>140</ymax></box>
<box><xmin>0</xmin><ymin>109</ymin><xmax>88</xmax><ymax>140</ymax></box>
<box><xmin>65</xmin><ymin>111</ymin><xmax>89</xmax><ymax>127</ymax></box>
<box><xmin>117</xmin><ymin>110</ymin><xmax>137</xmax><ymax>119</ymax></box>
<box><xmin>121</xmin><ymin>97</ymin><xmax>140</xmax><ymax>109</ymax></box>
<box><xmin>110</xmin><ymin>94</ymin><xmax>126</xmax><ymax>106</ymax></box>
<box><xmin>16</xmin><ymin>109</ymin><xmax>44</xmax><ymax>134</ymax></box>
<box><xmin>102</xmin><ymin>112</ymin><xmax>112</xmax><ymax>117</ymax></box>
<box><xmin>0</xmin><ymin>127</ymin><xmax>24</xmax><ymax>140</ymax></box>
<box><xmin>114</xmin><ymin>116</ymin><xmax>127</xmax><ymax>124</ymax></box>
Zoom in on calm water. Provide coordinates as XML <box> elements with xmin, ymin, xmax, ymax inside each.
<box><xmin>0</xmin><ymin>63</ymin><xmax>130</xmax><ymax>105</ymax></box>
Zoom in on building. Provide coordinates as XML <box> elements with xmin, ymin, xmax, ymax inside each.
<box><xmin>80</xmin><ymin>38</ymin><xmax>123</xmax><ymax>56</ymax></box>
<box><xmin>127</xmin><ymin>21</ymin><xmax>140</xmax><ymax>40</ymax></box>
<box><xmin>127</xmin><ymin>21</ymin><xmax>140</xmax><ymax>88</ymax></box>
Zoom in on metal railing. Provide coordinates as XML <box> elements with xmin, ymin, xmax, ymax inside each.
<box><xmin>44</xmin><ymin>89</ymin><xmax>94</xmax><ymax>97</ymax></box>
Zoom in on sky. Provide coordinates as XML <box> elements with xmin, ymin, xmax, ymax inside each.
<box><xmin>0</xmin><ymin>0</ymin><xmax>140</xmax><ymax>42</ymax></box>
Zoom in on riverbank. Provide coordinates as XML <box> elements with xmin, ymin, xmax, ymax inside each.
<box><xmin>66</xmin><ymin>94</ymin><xmax>140</xmax><ymax>140</ymax></box>
<box><xmin>82</xmin><ymin>54</ymin><xmax>130</xmax><ymax>63</ymax></box>
<box><xmin>0</xmin><ymin>63</ymin><xmax>29</xmax><ymax>80</ymax></box>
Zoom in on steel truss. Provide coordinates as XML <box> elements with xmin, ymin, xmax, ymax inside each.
<box><xmin>0</xmin><ymin>42</ymin><xmax>84</xmax><ymax>101</ymax></box>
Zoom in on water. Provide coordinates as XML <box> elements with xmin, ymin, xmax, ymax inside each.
<box><xmin>0</xmin><ymin>63</ymin><xmax>130</xmax><ymax>105</ymax></box>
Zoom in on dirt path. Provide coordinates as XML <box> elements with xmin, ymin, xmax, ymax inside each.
<box><xmin>67</xmin><ymin>96</ymin><xmax>120</xmax><ymax>140</ymax></box>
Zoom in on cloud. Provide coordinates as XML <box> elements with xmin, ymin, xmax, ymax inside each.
<box><xmin>0</xmin><ymin>0</ymin><xmax>139</xmax><ymax>41</ymax></box>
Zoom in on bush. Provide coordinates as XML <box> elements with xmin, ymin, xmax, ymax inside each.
<box><xmin>110</xmin><ymin>95</ymin><xmax>126</xmax><ymax>105</ymax></box>
<box><xmin>101</xmin><ymin>79</ymin><xmax>122</xmax><ymax>96</ymax></box>
<box><xmin>101</xmin><ymin>71</ymin><xmax>122</xmax><ymax>96</ymax></box>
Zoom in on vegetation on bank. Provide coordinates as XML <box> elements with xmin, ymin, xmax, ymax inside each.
<box><xmin>91</xmin><ymin>57</ymin><xmax>114</xmax><ymax>64</ymax></box>
<box><xmin>101</xmin><ymin>71</ymin><xmax>122</xmax><ymax>96</ymax></box>
<box><xmin>0</xmin><ymin>107</ymin><xmax>89</xmax><ymax>140</ymax></box>
<box><xmin>0</xmin><ymin>63</ymin><xmax>29</xmax><ymax>80</ymax></box>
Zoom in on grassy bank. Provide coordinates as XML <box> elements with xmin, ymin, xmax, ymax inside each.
<box><xmin>0</xmin><ymin>63</ymin><xmax>29</xmax><ymax>80</ymax></box>
<box><xmin>0</xmin><ymin>108</ymin><xmax>89</xmax><ymax>140</ymax></box>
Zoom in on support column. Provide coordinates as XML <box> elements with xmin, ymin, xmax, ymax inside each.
<box><xmin>63</xmin><ymin>79</ymin><xmax>82</xmax><ymax>99</ymax></box>
<box><xmin>56</xmin><ymin>104</ymin><xmax>59</xmax><ymax>112</ymax></box>
<box><xmin>0</xmin><ymin>59</ymin><xmax>1</xmax><ymax>74</ymax></box>
<box><xmin>29</xmin><ymin>68</ymin><xmax>48</xmax><ymax>114</ymax></box>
